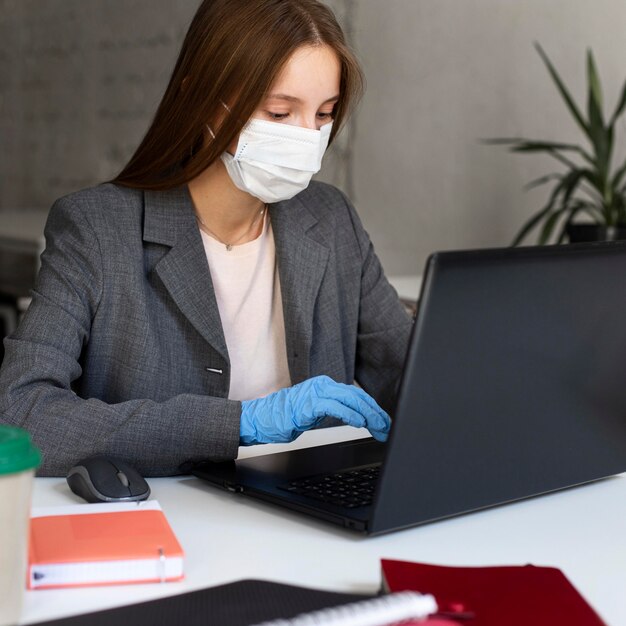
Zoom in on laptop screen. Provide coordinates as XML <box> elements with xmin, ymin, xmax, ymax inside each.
<box><xmin>371</xmin><ymin>241</ymin><xmax>626</xmax><ymax>533</ymax></box>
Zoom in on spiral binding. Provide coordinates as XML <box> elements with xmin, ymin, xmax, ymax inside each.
<box><xmin>251</xmin><ymin>590</ymin><xmax>437</xmax><ymax>626</ymax></box>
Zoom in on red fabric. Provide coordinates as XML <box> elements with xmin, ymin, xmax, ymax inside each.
<box><xmin>381</xmin><ymin>559</ymin><xmax>607</xmax><ymax>626</ymax></box>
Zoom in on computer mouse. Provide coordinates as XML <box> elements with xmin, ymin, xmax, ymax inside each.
<box><xmin>66</xmin><ymin>455</ymin><xmax>151</xmax><ymax>503</ymax></box>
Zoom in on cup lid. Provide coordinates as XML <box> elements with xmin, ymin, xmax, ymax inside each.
<box><xmin>0</xmin><ymin>425</ymin><xmax>41</xmax><ymax>475</ymax></box>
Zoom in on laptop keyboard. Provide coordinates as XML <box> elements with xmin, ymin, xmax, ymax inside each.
<box><xmin>278</xmin><ymin>463</ymin><xmax>381</xmax><ymax>508</ymax></box>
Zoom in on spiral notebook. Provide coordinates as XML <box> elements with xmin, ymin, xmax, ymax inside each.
<box><xmin>32</xmin><ymin>580</ymin><xmax>431</xmax><ymax>626</ymax></box>
<box><xmin>251</xmin><ymin>591</ymin><xmax>436</xmax><ymax>626</ymax></box>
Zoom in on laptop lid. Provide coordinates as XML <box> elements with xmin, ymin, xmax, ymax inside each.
<box><xmin>194</xmin><ymin>241</ymin><xmax>626</xmax><ymax>535</ymax></box>
<box><xmin>369</xmin><ymin>240</ymin><xmax>626</xmax><ymax>533</ymax></box>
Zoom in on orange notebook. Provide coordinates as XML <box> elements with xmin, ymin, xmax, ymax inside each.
<box><xmin>28</xmin><ymin>501</ymin><xmax>184</xmax><ymax>590</ymax></box>
<box><xmin>381</xmin><ymin>559</ymin><xmax>607</xmax><ymax>626</ymax></box>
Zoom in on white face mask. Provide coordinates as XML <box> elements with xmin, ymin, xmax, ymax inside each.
<box><xmin>221</xmin><ymin>119</ymin><xmax>333</xmax><ymax>204</ymax></box>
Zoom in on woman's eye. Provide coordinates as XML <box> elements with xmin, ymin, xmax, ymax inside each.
<box><xmin>266</xmin><ymin>111</ymin><xmax>289</xmax><ymax>120</ymax></box>
<box><xmin>317</xmin><ymin>112</ymin><xmax>333</xmax><ymax>120</ymax></box>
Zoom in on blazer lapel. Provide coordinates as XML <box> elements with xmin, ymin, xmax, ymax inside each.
<box><xmin>143</xmin><ymin>187</ymin><xmax>228</xmax><ymax>361</ymax></box>
<box><xmin>271</xmin><ymin>195</ymin><xmax>330</xmax><ymax>384</ymax></box>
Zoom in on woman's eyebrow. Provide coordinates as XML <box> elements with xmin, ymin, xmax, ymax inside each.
<box><xmin>266</xmin><ymin>94</ymin><xmax>340</xmax><ymax>104</ymax></box>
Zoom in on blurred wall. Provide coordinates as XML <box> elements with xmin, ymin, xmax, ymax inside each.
<box><xmin>1</xmin><ymin>1</ymin><xmax>626</xmax><ymax>276</ymax></box>
<box><xmin>348</xmin><ymin>0</ymin><xmax>626</xmax><ymax>274</ymax></box>
<box><xmin>0</xmin><ymin>0</ymin><xmax>198</xmax><ymax>208</ymax></box>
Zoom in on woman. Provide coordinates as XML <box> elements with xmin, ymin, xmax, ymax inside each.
<box><xmin>0</xmin><ymin>0</ymin><xmax>412</xmax><ymax>476</ymax></box>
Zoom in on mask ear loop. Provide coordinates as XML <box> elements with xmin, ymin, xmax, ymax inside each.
<box><xmin>204</xmin><ymin>101</ymin><xmax>231</xmax><ymax>151</ymax></box>
<box><xmin>208</xmin><ymin>100</ymin><xmax>238</xmax><ymax>141</ymax></box>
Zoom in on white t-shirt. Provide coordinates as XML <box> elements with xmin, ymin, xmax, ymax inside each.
<box><xmin>199</xmin><ymin>214</ymin><xmax>291</xmax><ymax>401</ymax></box>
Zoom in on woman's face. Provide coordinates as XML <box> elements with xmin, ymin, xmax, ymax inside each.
<box><xmin>253</xmin><ymin>44</ymin><xmax>341</xmax><ymax>130</ymax></box>
<box><xmin>225</xmin><ymin>44</ymin><xmax>341</xmax><ymax>155</ymax></box>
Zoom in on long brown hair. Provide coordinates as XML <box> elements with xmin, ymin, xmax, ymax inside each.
<box><xmin>112</xmin><ymin>0</ymin><xmax>364</xmax><ymax>190</ymax></box>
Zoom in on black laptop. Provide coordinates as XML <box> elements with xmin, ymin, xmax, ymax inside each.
<box><xmin>193</xmin><ymin>241</ymin><xmax>626</xmax><ymax>535</ymax></box>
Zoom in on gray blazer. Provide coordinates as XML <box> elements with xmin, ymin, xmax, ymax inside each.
<box><xmin>0</xmin><ymin>181</ymin><xmax>412</xmax><ymax>476</ymax></box>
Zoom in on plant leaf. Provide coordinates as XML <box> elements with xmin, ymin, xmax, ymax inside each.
<box><xmin>539</xmin><ymin>208</ymin><xmax>567</xmax><ymax>245</ymax></box>
<box><xmin>576</xmin><ymin>168</ymin><xmax>609</xmax><ymax>214</ymax></box>
<box><xmin>612</xmin><ymin>158</ymin><xmax>626</xmax><ymax>190</ymax></box>
<box><xmin>587</xmin><ymin>49</ymin><xmax>604</xmax><ymax>127</ymax></box>
<box><xmin>512</xmin><ymin>174</ymin><xmax>573</xmax><ymax>245</ymax></box>
<box><xmin>586</xmin><ymin>49</ymin><xmax>611</xmax><ymax>182</ymax></box>
<box><xmin>576</xmin><ymin>167</ymin><xmax>599</xmax><ymax>189</ymax></box>
<box><xmin>513</xmin><ymin>143</ymin><xmax>596</xmax><ymax>168</ymax></box>
<box><xmin>561</xmin><ymin>169</ymin><xmax>588</xmax><ymax>203</ymax></box>
<box><xmin>484</xmin><ymin>137</ymin><xmax>595</xmax><ymax>166</ymax></box>
<box><xmin>481</xmin><ymin>137</ymin><xmax>527</xmax><ymax>145</ymax></box>
<box><xmin>545</xmin><ymin>149</ymin><xmax>586</xmax><ymax>172</ymax></box>
<box><xmin>512</xmin><ymin>203</ymin><xmax>557</xmax><ymax>246</ymax></box>
<box><xmin>535</xmin><ymin>42</ymin><xmax>590</xmax><ymax>139</ymax></box>
<box><xmin>610</xmin><ymin>76</ymin><xmax>626</xmax><ymax>125</ymax></box>
<box><xmin>510</xmin><ymin>141</ymin><xmax>586</xmax><ymax>152</ymax></box>
<box><xmin>524</xmin><ymin>173</ymin><xmax>563</xmax><ymax>190</ymax></box>
<box><xmin>556</xmin><ymin>202</ymin><xmax>589</xmax><ymax>242</ymax></box>
<box><xmin>512</xmin><ymin>167</ymin><xmax>597</xmax><ymax>245</ymax></box>
<box><xmin>613</xmin><ymin>191</ymin><xmax>626</xmax><ymax>224</ymax></box>
<box><xmin>552</xmin><ymin>169</ymin><xmax>598</xmax><ymax>220</ymax></box>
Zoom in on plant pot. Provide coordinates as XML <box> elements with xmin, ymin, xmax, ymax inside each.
<box><xmin>566</xmin><ymin>223</ymin><xmax>626</xmax><ymax>243</ymax></box>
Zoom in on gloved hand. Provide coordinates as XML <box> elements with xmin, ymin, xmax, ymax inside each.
<box><xmin>240</xmin><ymin>375</ymin><xmax>391</xmax><ymax>445</ymax></box>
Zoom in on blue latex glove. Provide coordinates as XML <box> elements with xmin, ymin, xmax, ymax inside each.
<box><xmin>240</xmin><ymin>375</ymin><xmax>391</xmax><ymax>445</ymax></box>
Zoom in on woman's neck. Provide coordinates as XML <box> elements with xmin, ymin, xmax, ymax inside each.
<box><xmin>187</xmin><ymin>159</ymin><xmax>265</xmax><ymax>244</ymax></box>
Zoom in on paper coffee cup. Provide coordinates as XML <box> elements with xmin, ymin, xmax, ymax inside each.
<box><xmin>0</xmin><ymin>425</ymin><xmax>41</xmax><ymax>626</ymax></box>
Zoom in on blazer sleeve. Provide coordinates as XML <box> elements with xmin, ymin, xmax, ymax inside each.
<box><xmin>0</xmin><ymin>197</ymin><xmax>241</xmax><ymax>477</ymax></box>
<box><xmin>343</xmin><ymin>193</ymin><xmax>413</xmax><ymax>415</ymax></box>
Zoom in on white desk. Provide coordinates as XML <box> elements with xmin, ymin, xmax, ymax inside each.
<box><xmin>22</xmin><ymin>426</ymin><xmax>626</xmax><ymax>625</ymax></box>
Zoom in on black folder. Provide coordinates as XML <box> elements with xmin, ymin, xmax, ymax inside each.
<box><xmin>33</xmin><ymin>579</ymin><xmax>369</xmax><ymax>626</ymax></box>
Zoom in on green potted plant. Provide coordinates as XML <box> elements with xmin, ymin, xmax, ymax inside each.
<box><xmin>490</xmin><ymin>43</ymin><xmax>626</xmax><ymax>245</ymax></box>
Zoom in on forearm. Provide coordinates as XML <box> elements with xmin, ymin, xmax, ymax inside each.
<box><xmin>1</xmin><ymin>356</ymin><xmax>241</xmax><ymax>477</ymax></box>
